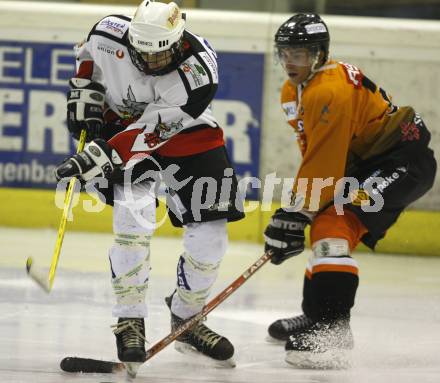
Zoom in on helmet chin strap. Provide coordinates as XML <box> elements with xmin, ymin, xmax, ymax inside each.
<box><xmin>302</xmin><ymin>55</ymin><xmax>337</xmax><ymax>86</ymax></box>
<box><xmin>302</xmin><ymin>52</ymin><xmax>321</xmax><ymax>85</ymax></box>
<box><xmin>295</xmin><ymin>56</ymin><xmax>337</xmax><ymax>117</ymax></box>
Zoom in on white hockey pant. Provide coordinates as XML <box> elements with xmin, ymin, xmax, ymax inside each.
<box><xmin>109</xmin><ymin>182</ymin><xmax>156</xmax><ymax>318</ymax></box>
<box><xmin>171</xmin><ymin>219</ymin><xmax>228</xmax><ymax>319</ymax></box>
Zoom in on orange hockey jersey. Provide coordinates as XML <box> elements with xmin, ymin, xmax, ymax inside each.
<box><xmin>281</xmin><ymin>60</ymin><xmax>408</xmax><ymax>212</ymax></box>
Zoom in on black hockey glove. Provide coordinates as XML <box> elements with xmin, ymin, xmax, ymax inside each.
<box><xmin>55</xmin><ymin>139</ymin><xmax>122</xmax><ymax>182</ymax></box>
<box><xmin>264</xmin><ymin>209</ymin><xmax>311</xmax><ymax>265</ymax></box>
<box><xmin>67</xmin><ymin>78</ymin><xmax>105</xmax><ymax>141</ymax></box>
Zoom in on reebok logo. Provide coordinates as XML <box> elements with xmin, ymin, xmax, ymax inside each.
<box><xmin>372</xmin><ymin>172</ymin><xmax>402</xmax><ymax>195</ymax></box>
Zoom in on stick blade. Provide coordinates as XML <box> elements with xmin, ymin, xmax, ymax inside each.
<box><xmin>60</xmin><ymin>357</ymin><xmax>124</xmax><ymax>373</ymax></box>
<box><xmin>26</xmin><ymin>257</ymin><xmax>51</xmax><ymax>293</ymax></box>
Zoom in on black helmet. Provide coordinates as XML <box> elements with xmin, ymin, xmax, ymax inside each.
<box><xmin>275</xmin><ymin>13</ymin><xmax>330</xmax><ymax>63</ymax></box>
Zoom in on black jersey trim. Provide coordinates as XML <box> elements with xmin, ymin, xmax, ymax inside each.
<box><xmin>177</xmin><ymin>68</ymin><xmax>192</xmax><ymax>95</ymax></box>
<box><xmin>87</xmin><ymin>14</ymin><xmax>131</xmax><ymax>45</ymax></box>
<box><xmin>361</xmin><ymin>75</ymin><xmax>377</xmax><ymax>93</ymax></box>
<box><xmin>88</xmin><ymin>30</ymin><xmax>130</xmax><ymax>46</ymax></box>
<box><xmin>176</xmin><ymin>33</ymin><xmax>218</xmax><ymax>119</ymax></box>
<box><xmin>183</xmin><ymin>31</ymin><xmax>206</xmax><ymax>54</ymax></box>
<box><xmin>176</xmin><ymin>53</ymin><xmax>217</xmax><ymax>120</ymax></box>
<box><xmin>181</xmin><ymin>82</ymin><xmax>218</xmax><ymax>119</ymax></box>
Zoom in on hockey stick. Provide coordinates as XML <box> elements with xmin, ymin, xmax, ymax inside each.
<box><xmin>60</xmin><ymin>250</ymin><xmax>273</xmax><ymax>373</ymax></box>
<box><xmin>26</xmin><ymin>130</ymin><xmax>87</xmax><ymax>293</ymax></box>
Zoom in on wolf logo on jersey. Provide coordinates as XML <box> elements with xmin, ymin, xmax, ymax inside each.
<box><xmin>115</xmin><ymin>86</ymin><xmax>148</xmax><ymax>120</ymax></box>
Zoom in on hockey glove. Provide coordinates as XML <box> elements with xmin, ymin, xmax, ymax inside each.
<box><xmin>264</xmin><ymin>209</ymin><xmax>311</xmax><ymax>265</ymax></box>
<box><xmin>67</xmin><ymin>78</ymin><xmax>105</xmax><ymax>141</ymax></box>
<box><xmin>55</xmin><ymin>139</ymin><xmax>122</xmax><ymax>182</ymax></box>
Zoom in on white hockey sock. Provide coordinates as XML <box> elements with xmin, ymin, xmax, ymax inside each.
<box><xmin>110</xmin><ymin>182</ymin><xmax>156</xmax><ymax>318</ymax></box>
<box><xmin>171</xmin><ymin>219</ymin><xmax>228</xmax><ymax>319</ymax></box>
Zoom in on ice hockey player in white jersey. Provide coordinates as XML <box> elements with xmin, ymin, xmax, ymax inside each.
<box><xmin>55</xmin><ymin>0</ymin><xmax>244</xmax><ymax>374</ymax></box>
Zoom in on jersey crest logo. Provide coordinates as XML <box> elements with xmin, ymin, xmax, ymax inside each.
<box><xmin>319</xmin><ymin>105</ymin><xmax>330</xmax><ymax>123</ymax></box>
<box><xmin>142</xmin><ymin>114</ymin><xmax>184</xmax><ymax>149</ymax></box>
<box><xmin>153</xmin><ymin>113</ymin><xmax>184</xmax><ymax>140</ymax></box>
<box><xmin>115</xmin><ymin>86</ymin><xmax>148</xmax><ymax>120</ymax></box>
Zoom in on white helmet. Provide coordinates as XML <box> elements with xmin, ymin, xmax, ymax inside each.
<box><xmin>128</xmin><ymin>0</ymin><xmax>185</xmax><ymax>53</ymax></box>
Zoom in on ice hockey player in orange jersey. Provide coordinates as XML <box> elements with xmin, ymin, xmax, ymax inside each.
<box><xmin>263</xmin><ymin>13</ymin><xmax>437</xmax><ymax>368</ymax></box>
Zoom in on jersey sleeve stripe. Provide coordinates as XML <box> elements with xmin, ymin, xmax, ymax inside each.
<box><xmin>88</xmin><ymin>30</ymin><xmax>129</xmax><ymax>46</ymax></box>
<box><xmin>76</xmin><ymin>60</ymin><xmax>94</xmax><ymax>79</ymax></box>
<box><xmin>180</xmin><ymin>83</ymin><xmax>217</xmax><ymax>119</ymax></box>
<box><xmin>177</xmin><ymin>68</ymin><xmax>192</xmax><ymax>96</ymax></box>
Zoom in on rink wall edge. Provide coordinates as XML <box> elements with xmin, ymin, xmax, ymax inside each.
<box><xmin>0</xmin><ymin>187</ymin><xmax>438</xmax><ymax>256</ymax></box>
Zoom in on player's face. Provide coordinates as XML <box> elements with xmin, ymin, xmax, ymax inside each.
<box><xmin>277</xmin><ymin>47</ymin><xmax>314</xmax><ymax>85</ymax></box>
<box><xmin>140</xmin><ymin>50</ymin><xmax>173</xmax><ymax>70</ymax></box>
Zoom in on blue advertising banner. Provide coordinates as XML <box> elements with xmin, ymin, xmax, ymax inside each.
<box><xmin>0</xmin><ymin>40</ymin><xmax>263</xmax><ymax>198</ymax></box>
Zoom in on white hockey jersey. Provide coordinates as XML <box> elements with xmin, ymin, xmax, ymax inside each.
<box><xmin>74</xmin><ymin>14</ymin><xmax>224</xmax><ymax>161</ymax></box>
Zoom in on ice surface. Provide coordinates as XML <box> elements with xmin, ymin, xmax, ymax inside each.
<box><xmin>1</xmin><ymin>227</ymin><xmax>439</xmax><ymax>382</ymax></box>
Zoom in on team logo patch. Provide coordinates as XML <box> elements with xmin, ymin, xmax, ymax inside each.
<box><xmin>180</xmin><ymin>57</ymin><xmax>209</xmax><ymax>90</ymax></box>
<box><xmin>401</xmin><ymin>121</ymin><xmax>420</xmax><ymax>141</ymax></box>
<box><xmin>282</xmin><ymin>101</ymin><xmax>298</xmax><ymax>121</ymax></box>
<box><xmin>320</xmin><ymin>105</ymin><xmax>330</xmax><ymax>123</ymax></box>
<box><xmin>115</xmin><ymin>85</ymin><xmax>148</xmax><ymax>120</ymax></box>
<box><xmin>350</xmin><ymin>189</ymin><xmax>370</xmax><ymax>206</ymax></box>
<box><xmin>153</xmin><ymin>113</ymin><xmax>184</xmax><ymax>141</ymax></box>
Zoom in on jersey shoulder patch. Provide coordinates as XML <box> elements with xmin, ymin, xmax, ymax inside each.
<box><xmin>282</xmin><ymin>101</ymin><xmax>298</xmax><ymax>121</ymax></box>
<box><xmin>338</xmin><ymin>61</ymin><xmax>364</xmax><ymax>89</ymax></box>
<box><xmin>179</xmin><ymin>56</ymin><xmax>211</xmax><ymax>91</ymax></box>
<box><xmin>90</xmin><ymin>15</ymin><xmax>131</xmax><ymax>42</ymax></box>
<box><xmin>183</xmin><ymin>31</ymin><xmax>218</xmax><ymax>83</ymax></box>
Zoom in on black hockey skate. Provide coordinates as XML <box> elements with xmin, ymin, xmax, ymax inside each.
<box><xmin>165</xmin><ymin>295</ymin><xmax>235</xmax><ymax>367</ymax></box>
<box><xmin>284</xmin><ymin>319</ymin><xmax>354</xmax><ymax>369</ymax></box>
<box><xmin>267</xmin><ymin>313</ymin><xmax>316</xmax><ymax>343</ymax></box>
<box><xmin>112</xmin><ymin>318</ymin><xmax>146</xmax><ymax>378</ymax></box>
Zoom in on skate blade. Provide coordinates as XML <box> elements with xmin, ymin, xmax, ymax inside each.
<box><xmin>124</xmin><ymin>362</ymin><xmax>143</xmax><ymax>378</ymax></box>
<box><xmin>174</xmin><ymin>341</ymin><xmax>236</xmax><ymax>368</ymax></box>
<box><xmin>265</xmin><ymin>335</ymin><xmax>285</xmax><ymax>345</ymax></box>
<box><xmin>285</xmin><ymin>349</ymin><xmax>351</xmax><ymax>370</ymax></box>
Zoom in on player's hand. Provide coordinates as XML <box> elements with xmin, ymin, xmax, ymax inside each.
<box><xmin>67</xmin><ymin>78</ymin><xmax>105</xmax><ymax>141</ymax></box>
<box><xmin>55</xmin><ymin>139</ymin><xmax>122</xmax><ymax>182</ymax></box>
<box><xmin>264</xmin><ymin>209</ymin><xmax>310</xmax><ymax>265</ymax></box>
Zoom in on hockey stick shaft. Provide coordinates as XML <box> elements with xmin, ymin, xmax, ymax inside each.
<box><xmin>48</xmin><ymin>129</ymin><xmax>87</xmax><ymax>289</ymax></box>
<box><xmin>146</xmin><ymin>250</ymin><xmax>273</xmax><ymax>360</ymax></box>
<box><xmin>60</xmin><ymin>250</ymin><xmax>273</xmax><ymax>373</ymax></box>
<box><xmin>26</xmin><ymin>130</ymin><xmax>86</xmax><ymax>292</ymax></box>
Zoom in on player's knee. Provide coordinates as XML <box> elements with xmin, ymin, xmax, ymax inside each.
<box><xmin>183</xmin><ymin>219</ymin><xmax>228</xmax><ymax>264</ymax></box>
<box><xmin>312</xmin><ymin>238</ymin><xmax>350</xmax><ymax>259</ymax></box>
<box><xmin>112</xmin><ymin>184</ymin><xmax>157</xmax><ymax>235</ymax></box>
<box><xmin>309</xmin><ymin>238</ymin><xmax>358</xmax><ymax>274</ymax></box>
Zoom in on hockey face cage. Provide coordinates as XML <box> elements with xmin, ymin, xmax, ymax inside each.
<box><xmin>128</xmin><ymin>38</ymin><xmax>184</xmax><ymax>76</ymax></box>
